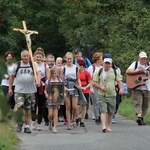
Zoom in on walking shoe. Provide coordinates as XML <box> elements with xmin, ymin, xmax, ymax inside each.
<box><xmin>141</xmin><ymin>118</ymin><xmax>146</xmax><ymax>125</ymax></box>
<box><xmin>80</xmin><ymin>122</ymin><xmax>85</xmax><ymax>127</ymax></box>
<box><xmin>58</xmin><ymin>116</ymin><xmax>64</xmax><ymax>122</ymax></box>
<box><xmin>95</xmin><ymin>119</ymin><xmax>100</xmax><ymax>125</ymax></box>
<box><xmin>92</xmin><ymin>116</ymin><xmax>96</xmax><ymax>120</ymax></box>
<box><xmin>52</xmin><ymin>127</ymin><xmax>57</xmax><ymax>133</ymax></box>
<box><xmin>45</xmin><ymin>122</ymin><xmax>49</xmax><ymax>126</ymax></box>
<box><xmin>67</xmin><ymin>125</ymin><xmax>72</xmax><ymax>130</ymax></box>
<box><xmin>63</xmin><ymin>119</ymin><xmax>68</xmax><ymax>125</ymax></box>
<box><xmin>92</xmin><ymin>114</ymin><xmax>96</xmax><ymax>120</ymax></box>
<box><xmin>31</xmin><ymin>121</ymin><xmax>37</xmax><ymax>130</ymax></box>
<box><xmin>76</xmin><ymin>118</ymin><xmax>80</xmax><ymax>126</ymax></box>
<box><xmin>111</xmin><ymin>118</ymin><xmax>115</xmax><ymax>124</ymax></box>
<box><xmin>24</xmin><ymin>127</ymin><xmax>31</xmax><ymax>134</ymax></box>
<box><xmin>85</xmin><ymin>113</ymin><xmax>89</xmax><ymax>119</ymax></box>
<box><xmin>37</xmin><ymin>124</ymin><xmax>41</xmax><ymax>131</ymax></box>
<box><xmin>136</xmin><ymin>117</ymin><xmax>145</xmax><ymax>126</ymax></box>
<box><xmin>16</xmin><ymin>122</ymin><xmax>23</xmax><ymax>132</ymax></box>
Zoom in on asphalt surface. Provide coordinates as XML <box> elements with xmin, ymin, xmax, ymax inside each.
<box><xmin>17</xmin><ymin>114</ymin><xmax>150</xmax><ymax>150</ymax></box>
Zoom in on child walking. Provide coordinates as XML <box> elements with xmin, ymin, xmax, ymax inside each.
<box><xmin>44</xmin><ymin>67</ymin><xmax>64</xmax><ymax>133</ymax></box>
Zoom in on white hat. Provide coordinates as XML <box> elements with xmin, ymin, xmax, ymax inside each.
<box><xmin>139</xmin><ymin>51</ymin><xmax>147</xmax><ymax>58</ymax></box>
<box><xmin>103</xmin><ymin>58</ymin><xmax>112</xmax><ymax>63</ymax></box>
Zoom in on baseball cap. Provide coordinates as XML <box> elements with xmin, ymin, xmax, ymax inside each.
<box><xmin>104</xmin><ymin>53</ymin><xmax>112</xmax><ymax>59</ymax></box>
<box><xmin>75</xmin><ymin>49</ymin><xmax>81</xmax><ymax>54</ymax></box>
<box><xmin>139</xmin><ymin>51</ymin><xmax>147</xmax><ymax>58</ymax></box>
<box><xmin>103</xmin><ymin>58</ymin><xmax>112</xmax><ymax>63</ymax></box>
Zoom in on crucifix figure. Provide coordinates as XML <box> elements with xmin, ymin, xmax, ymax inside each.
<box><xmin>20</xmin><ymin>30</ymin><xmax>34</xmax><ymax>46</ymax></box>
<box><xmin>13</xmin><ymin>21</ymin><xmax>39</xmax><ymax>81</ymax></box>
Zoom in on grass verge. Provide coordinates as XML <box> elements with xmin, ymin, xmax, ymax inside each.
<box><xmin>118</xmin><ymin>96</ymin><xmax>150</xmax><ymax>125</ymax></box>
<box><xmin>0</xmin><ymin>122</ymin><xmax>19</xmax><ymax>150</ymax></box>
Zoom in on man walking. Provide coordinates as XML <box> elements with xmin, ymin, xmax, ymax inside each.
<box><xmin>93</xmin><ymin>58</ymin><xmax>123</xmax><ymax>132</ymax></box>
<box><xmin>9</xmin><ymin>50</ymin><xmax>41</xmax><ymax>133</ymax></box>
<box><xmin>126</xmin><ymin>51</ymin><xmax>150</xmax><ymax>125</ymax></box>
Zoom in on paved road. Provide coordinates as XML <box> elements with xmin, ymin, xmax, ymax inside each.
<box><xmin>17</xmin><ymin>114</ymin><xmax>150</xmax><ymax>150</ymax></box>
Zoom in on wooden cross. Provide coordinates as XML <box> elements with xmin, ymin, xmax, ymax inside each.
<box><xmin>13</xmin><ymin>21</ymin><xmax>38</xmax><ymax>82</ymax></box>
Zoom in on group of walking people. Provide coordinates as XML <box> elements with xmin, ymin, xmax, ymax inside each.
<box><xmin>3</xmin><ymin>48</ymin><xmax>148</xmax><ymax>135</ymax></box>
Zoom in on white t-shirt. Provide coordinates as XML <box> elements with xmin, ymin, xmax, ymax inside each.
<box><xmin>34</xmin><ymin>62</ymin><xmax>49</xmax><ymax>85</ymax></box>
<box><xmin>12</xmin><ymin>61</ymin><xmax>37</xmax><ymax>93</ymax></box>
<box><xmin>87</xmin><ymin>64</ymin><xmax>102</xmax><ymax>78</ymax></box>
<box><xmin>128</xmin><ymin>61</ymin><xmax>150</xmax><ymax>91</ymax></box>
<box><xmin>1</xmin><ymin>64</ymin><xmax>16</xmax><ymax>86</ymax></box>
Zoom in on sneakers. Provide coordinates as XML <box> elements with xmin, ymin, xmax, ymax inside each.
<box><xmin>31</xmin><ymin>121</ymin><xmax>37</xmax><ymax>130</ymax></box>
<box><xmin>16</xmin><ymin>122</ymin><xmax>23</xmax><ymax>132</ymax></box>
<box><xmin>52</xmin><ymin>127</ymin><xmax>57</xmax><ymax>133</ymax></box>
<box><xmin>37</xmin><ymin>124</ymin><xmax>41</xmax><ymax>131</ymax></box>
<box><xmin>92</xmin><ymin>114</ymin><xmax>96</xmax><ymax>120</ymax></box>
<box><xmin>141</xmin><ymin>118</ymin><xmax>146</xmax><ymax>125</ymax></box>
<box><xmin>80</xmin><ymin>122</ymin><xmax>85</xmax><ymax>127</ymax></box>
<box><xmin>111</xmin><ymin>118</ymin><xmax>115</xmax><ymax>124</ymax></box>
<box><xmin>92</xmin><ymin>116</ymin><xmax>96</xmax><ymax>120</ymax></box>
<box><xmin>85</xmin><ymin>113</ymin><xmax>89</xmax><ymax>119</ymax></box>
<box><xmin>58</xmin><ymin>116</ymin><xmax>64</xmax><ymax>122</ymax></box>
<box><xmin>24</xmin><ymin>127</ymin><xmax>31</xmax><ymax>134</ymax></box>
<box><xmin>95</xmin><ymin>119</ymin><xmax>100</xmax><ymax>125</ymax></box>
<box><xmin>45</xmin><ymin>122</ymin><xmax>49</xmax><ymax>126</ymax></box>
<box><xmin>136</xmin><ymin>117</ymin><xmax>146</xmax><ymax>126</ymax></box>
<box><xmin>63</xmin><ymin>119</ymin><xmax>68</xmax><ymax>125</ymax></box>
<box><xmin>76</xmin><ymin>118</ymin><xmax>81</xmax><ymax>126</ymax></box>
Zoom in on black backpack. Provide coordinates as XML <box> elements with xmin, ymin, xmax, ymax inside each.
<box><xmin>15</xmin><ymin>61</ymin><xmax>33</xmax><ymax>75</ymax></box>
<box><xmin>98</xmin><ymin>68</ymin><xmax>117</xmax><ymax>80</ymax></box>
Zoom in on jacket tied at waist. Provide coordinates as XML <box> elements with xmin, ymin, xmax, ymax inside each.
<box><xmin>64</xmin><ymin>78</ymin><xmax>78</xmax><ymax>96</ymax></box>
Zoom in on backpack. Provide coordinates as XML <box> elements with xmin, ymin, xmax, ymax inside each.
<box><xmin>98</xmin><ymin>68</ymin><xmax>117</xmax><ymax>80</ymax></box>
<box><xmin>15</xmin><ymin>61</ymin><xmax>33</xmax><ymax>75</ymax></box>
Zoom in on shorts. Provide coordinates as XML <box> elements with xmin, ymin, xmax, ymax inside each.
<box><xmin>65</xmin><ymin>88</ymin><xmax>79</xmax><ymax>97</ymax></box>
<box><xmin>46</xmin><ymin>100</ymin><xmax>60</xmax><ymax>109</ymax></box>
<box><xmin>99</xmin><ymin>95</ymin><xmax>116</xmax><ymax>115</ymax></box>
<box><xmin>15</xmin><ymin>93</ymin><xmax>35</xmax><ymax>110</ymax></box>
<box><xmin>65</xmin><ymin>81</ymin><xmax>79</xmax><ymax>97</ymax></box>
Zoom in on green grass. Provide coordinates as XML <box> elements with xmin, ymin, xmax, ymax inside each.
<box><xmin>0</xmin><ymin>123</ymin><xmax>19</xmax><ymax>150</ymax></box>
<box><xmin>0</xmin><ymin>89</ymin><xmax>19</xmax><ymax>150</ymax></box>
<box><xmin>118</xmin><ymin>96</ymin><xmax>150</xmax><ymax>125</ymax></box>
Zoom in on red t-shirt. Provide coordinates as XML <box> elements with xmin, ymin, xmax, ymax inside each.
<box><xmin>79</xmin><ymin>70</ymin><xmax>92</xmax><ymax>94</ymax></box>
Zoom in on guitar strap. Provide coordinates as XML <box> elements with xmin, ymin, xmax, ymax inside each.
<box><xmin>134</xmin><ymin>61</ymin><xmax>149</xmax><ymax>70</ymax></box>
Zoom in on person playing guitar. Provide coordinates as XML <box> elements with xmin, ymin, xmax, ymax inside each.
<box><xmin>126</xmin><ymin>51</ymin><xmax>150</xmax><ymax>126</ymax></box>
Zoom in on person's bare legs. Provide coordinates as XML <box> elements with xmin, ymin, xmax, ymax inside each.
<box><xmin>48</xmin><ymin>108</ymin><xmax>53</xmax><ymax>130</ymax></box>
<box><xmin>106</xmin><ymin>114</ymin><xmax>113</xmax><ymax>132</ymax></box>
<box><xmin>72</xmin><ymin>96</ymin><xmax>78</xmax><ymax>127</ymax></box>
<box><xmin>101</xmin><ymin>113</ymin><xmax>107</xmax><ymax>132</ymax></box>
<box><xmin>52</xmin><ymin>109</ymin><xmax>58</xmax><ymax>133</ymax></box>
<box><xmin>81</xmin><ymin>105</ymin><xmax>86</xmax><ymax>123</ymax></box>
<box><xmin>53</xmin><ymin>109</ymin><xmax>58</xmax><ymax>128</ymax></box>
<box><xmin>64</xmin><ymin>96</ymin><xmax>71</xmax><ymax>129</ymax></box>
<box><xmin>24</xmin><ymin>109</ymin><xmax>31</xmax><ymax>125</ymax></box>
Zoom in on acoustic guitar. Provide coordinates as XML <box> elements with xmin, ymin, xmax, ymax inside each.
<box><xmin>126</xmin><ymin>73</ymin><xmax>150</xmax><ymax>89</ymax></box>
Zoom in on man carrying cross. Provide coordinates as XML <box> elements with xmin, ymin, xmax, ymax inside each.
<box><xmin>8</xmin><ymin>21</ymin><xmax>41</xmax><ymax>133</ymax></box>
<box><xmin>9</xmin><ymin>50</ymin><xmax>41</xmax><ymax>133</ymax></box>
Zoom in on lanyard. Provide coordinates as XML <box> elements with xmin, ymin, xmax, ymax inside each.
<box><xmin>100</xmin><ymin>69</ymin><xmax>111</xmax><ymax>86</ymax></box>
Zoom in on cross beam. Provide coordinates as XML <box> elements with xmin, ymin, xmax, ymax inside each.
<box><xmin>13</xmin><ymin>21</ymin><xmax>38</xmax><ymax>82</ymax></box>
